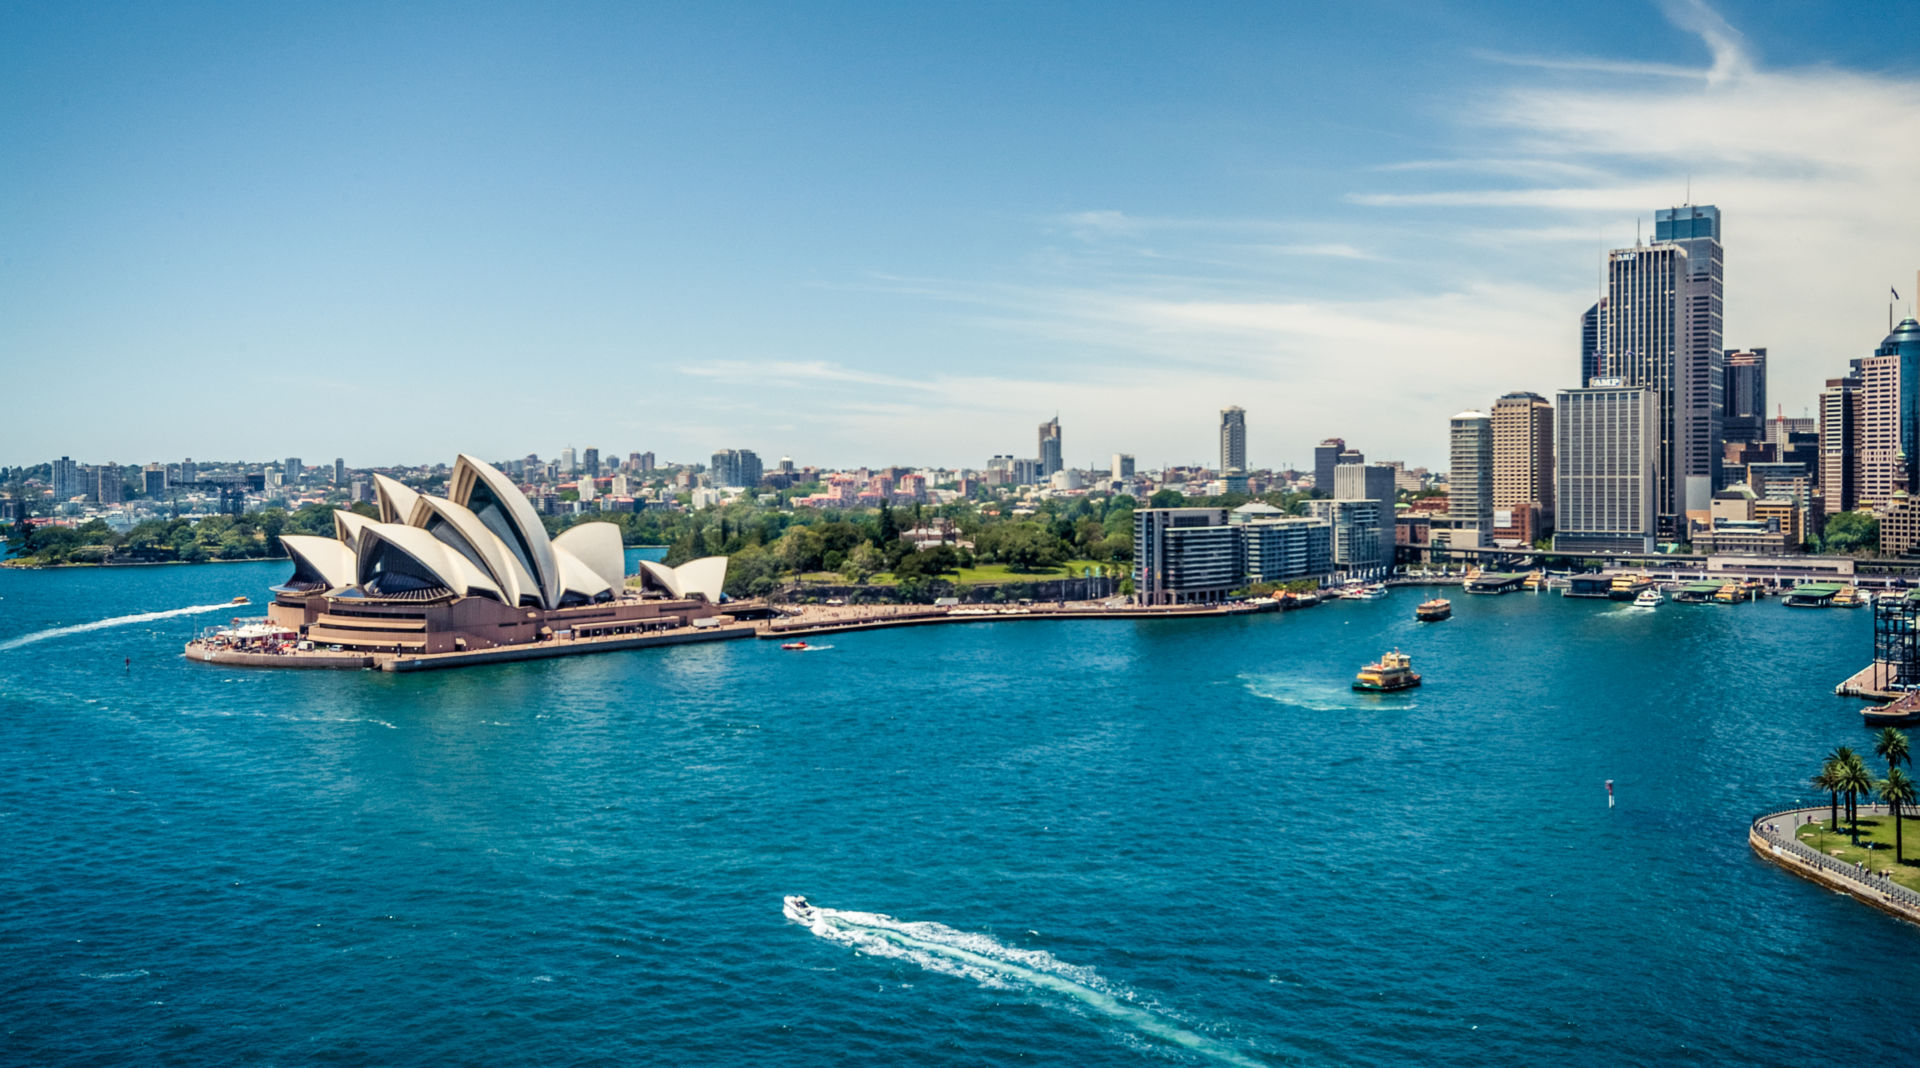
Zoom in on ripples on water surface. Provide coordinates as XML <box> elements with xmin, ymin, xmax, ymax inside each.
<box><xmin>2</xmin><ymin>562</ymin><xmax>1917</xmax><ymax>1065</ymax></box>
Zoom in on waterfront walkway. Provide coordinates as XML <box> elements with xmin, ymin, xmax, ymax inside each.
<box><xmin>760</xmin><ymin>599</ymin><xmax>1276</xmax><ymax>639</ymax></box>
<box><xmin>1749</xmin><ymin>805</ymin><xmax>1920</xmax><ymax>925</ymax></box>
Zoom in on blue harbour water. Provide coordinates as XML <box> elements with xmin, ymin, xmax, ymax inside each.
<box><xmin>4</xmin><ymin>559</ymin><xmax>1919</xmax><ymax>1066</ymax></box>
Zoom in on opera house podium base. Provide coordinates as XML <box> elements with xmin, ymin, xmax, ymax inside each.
<box><xmin>186</xmin><ymin>618</ymin><xmax>756</xmax><ymax>673</ymax></box>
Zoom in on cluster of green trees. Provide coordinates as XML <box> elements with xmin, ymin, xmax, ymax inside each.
<box><xmin>5</xmin><ymin>502</ymin><xmax>375</xmax><ymax>566</ymax></box>
<box><xmin>1811</xmin><ymin>728</ymin><xmax>1915</xmax><ymax>859</ymax></box>
<box><xmin>1814</xmin><ymin>511</ymin><xmax>1880</xmax><ymax>555</ymax></box>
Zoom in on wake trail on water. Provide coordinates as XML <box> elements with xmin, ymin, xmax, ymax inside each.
<box><xmin>0</xmin><ymin>603</ymin><xmax>243</xmax><ymax>651</ymax></box>
<box><xmin>793</xmin><ymin>903</ymin><xmax>1263</xmax><ymax>1067</ymax></box>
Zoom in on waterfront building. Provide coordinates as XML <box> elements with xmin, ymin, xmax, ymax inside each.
<box><xmin>1334</xmin><ymin>462</ymin><xmax>1396</xmax><ymax>572</ymax></box>
<box><xmin>1723</xmin><ymin>349</ymin><xmax>1767</xmax><ymax>444</ymax></box>
<box><xmin>1447</xmin><ymin>412</ymin><xmax>1492</xmax><ymax>548</ymax></box>
<box><xmin>1554</xmin><ymin>381</ymin><xmax>1657</xmax><ymax>554</ymax></box>
<box><xmin>1604</xmin><ymin>240</ymin><xmax>1707</xmax><ymax>533</ymax></box>
<box><xmin>1111</xmin><ymin>453</ymin><xmax>1135</xmax><ymax>480</ymax></box>
<box><xmin>1304</xmin><ymin>498</ymin><xmax>1383</xmax><ymax>577</ymax></box>
<box><xmin>1313</xmin><ymin>438</ymin><xmax>1344</xmax><ymax>495</ymax></box>
<box><xmin>1219</xmin><ymin>406</ymin><xmax>1246</xmax><ymax>476</ymax></box>
<box><xmin>1133</xmin><ymin>507</ymin><xmax>1242</xmax><ymax>605</ymax></box>
<box><xmin>1490</xmin><ymin>391</ymin><xmax>1554</xmax><ymax>545</ymax></box>
<box><xmin>1580</xmin><ymin>300</ymin><xmax>1605</xmax><ymax>385</ymax></box>
<box><xmin>710</xmin><ymin>448</ymin><xmax>763</xmax><ymax>489</ymax></box>
<box><xmin>1879</xmin><ymin>495</ymin><xmax>1920</xmax><ymax>556</ymax></box>
<box><xmin>1038</xmin><ymin>417</ymin><xmax>1063</xmax><ymax>478</ymax></box>
<box><xmin>1229</xmin><ymin>506</ymin><xmax>1332</xmax><ymax>584</ymax></box>
<box><xmin>267</xmin><ymin>454</ymin><xmax>732</xmax><ymax>657</ymax></box>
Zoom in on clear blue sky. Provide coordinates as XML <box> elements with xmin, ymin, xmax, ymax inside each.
<box><xmin>5</xmin><ymin>1</ymin><xmax>1919</xmax><ymax>471</ymax></box>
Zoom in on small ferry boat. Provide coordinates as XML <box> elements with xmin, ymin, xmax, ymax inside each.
<box><xmin>1833</xmin><ymin>585</ymin><xmax>1865</xmax><ymax>608</ymax></box>
<box><xmin>1353</xmin><ymin>650</ymin><xmax>1421</xmax><ymax>692</ymax></box>
<box><xmin>780</xmin><ymin>640</ymin><xmax>810</xmax><ymax>650</ymax></box>
<box><xmin>1415</xmin><ymin>598</ymin><xmax>1452</xmax><ymax>622</ymax></box>
<box><xmin>1631</xmin><ymin>588</ymin><xmax>1664</xmax><ymax>609</ymax></box>
<box><xmin>230</xmin><ymin>595</ymin><xmax>250</xmax><ymax>605</ymax></box>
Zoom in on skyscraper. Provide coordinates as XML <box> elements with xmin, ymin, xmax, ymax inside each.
<box><xmin>333</xmin><ymin>457</ymin><xmax>345</xmax><ymax>485</ymax></box>
<box><xmin>1491</xmin><ymin>391</ymin><xmax>1554</xmax><ymax>544</ymax></box>
<box><xmin>1448</xmin><ymin>411</ymin><xmax>1493</xmax><ymax>547</ymax></box>
<box><xmin>180</xmin><ymin>458</ymin><xmax>196</xmax><ymax>484</ymax></box>
<box><xmin>1037</xmin><ymin>417</ymin><xmax>1063</xmax><ymax>477</ymax></box>
<box><xmin>1554</xmin><ymin>382</ymin><xmax>1657</xmax><ymax>553</ymax></box>
<box><xmin>1219</xmin><ymin>406</ymin><xmax>1246</xmax><ymax>475</ymax></box>
<box><xmin>1313</xmin><ymin>438</ymin><xmax>1344</xmax><ymax>496</ymax></box>
<box><xmin>1334</xmin><ymin>462</ymin><xmax>1397</xmax><ymax>574</ymax></box>
<box><xmin>638</xmin><ymin>452</ymin><xmax>656</xmax><ymax>473</ymax></box>
<box><xmin>709</xmin><ymin>449</ymin><xmax>763</xmax><ymax>489</ymax></box>
<box><xmin>1580</xmin><ymin>301</ymin><xmax>1605</xmax><ymax>386</ymax></box>
<box><xmin>1111</xmin><ymin>453</ymin><xmax>1135</xmax><ymax>479</ymax></box>
<box><xmin>583</xmin><ymin>448</ymin><xmax>599</xmax><ymax>477</ymax></box>
<box><xmin>1604</xmin><ymin>242</ymin><xmax>1701</xmax><ymax>534</ymax></box>
<box><xmin>1654</xmin><ymin>203</ymin><xmax>1726</xmax><ymax>495</ymax></box>
<box><xmin>284</xmin><ymin>457</ymin><xmax>301</xmax><ymax>486</ymax></box>
<box><xmin>1723</xmin><ymin>349</ymin><xmax>1767</xmax><ymax>444</ymax></box>
<box><xmin>560</xmin><ymin>446</ymin><xmax>576</xmax><ymax>474</ymax></box>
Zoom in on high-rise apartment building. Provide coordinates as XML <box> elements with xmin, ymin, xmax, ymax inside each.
<box><xmin>638</xmin><ymin>452</ymin><xmax>656</xmax><ymax>473</ymax></box>
<box><xmin>1857</xmin><ymin>352</ymin><xmax>1902</xmax><ymax>508</ymax></box>
<box><xmin>1554</xmin><ymin>382</ymin><xmax>1657</xmax><ymax>553</ymax></box>
<box><xmin>709</xmin><ymin>449</ymin><xmax>763</xmax><ymax>489</ymax></box>
<box><xmin>142</xmin><ymin>464</ymin><xmax>167</xmax><ymax>497</ymax></box>
<box><xmin>180</xmin><ymin>458</ymin><xmax>197</xmax><ymax>485</ymax></box>
<box><xmin>1490</xmin><ymin>391</ymin><xmax>1554</xmax><ymax>544</ymax></box>
<box><xmin>1133</xmin><ymin>507</ymin><xmax>1243</xmax><ymax>605</ymax></box>
<box><xmin>1313</xmin><ymin>438</ymin><xmax>1344</xmax><ymax>496</ymax></box>
<box><xmin>1334</xmin><ymin>462</ymin><xmax>1397</xmax><ymax>572</ymax></box>
<box><xmin>1820</xmin><ymin>368</ymin><xmax>1863</xmax><ymax>523</ymax></box>
<box><xmin>1447</xmin><ymin>411</ymin><xmax>1493</xmax><ymax>547</ymax></box>
<box><xmin>583</xmin><ymin>448</ymin><xmax>599</xmax><ymax>477</ymax></box>
<box><xmin>560</xmin><ymin>447</ymin><xmax>576</xmax><ymax>474</ymax></box>
<box><xmin>1219</xmin><ymin>406</ymin><xmax>1246</xmax><ymax>475</ymax></box>
<box><xmin>284</xmin><ymin>457</ymin><xmax>302</xmax><ymax>486</ymax></box>
<box><xmin>1111</xmin><ymin>453</ymin><xmax>1135</xmax><ymax>479</ymax></box>
<box><xmin>1580</xmin><ymin>301</ymin><xmax>1605</xmax><ymax>386</ymax></box>
<box><xmin>333</xmin><ymin>457</ymin><xmax>345</xmax><ymax>485</ymax></box>
<box><xmin>50</xmin><ymin>456</ymin><xmax>81</xmax><ymax>500</ymax></box>
<box><xmin>93</xmin><ymin>464</ymin><xmax>123</xmax><ymax>505</ymax></box>
<box><xmin>1723</xmin><ymin>349</ymin><xmax>1767</xmax><ymax>444</ymax></box>
<box><xmin>1037</xmin><ymin>417</ymin><xmax>1063</xmax><ymax>477</ymax></box>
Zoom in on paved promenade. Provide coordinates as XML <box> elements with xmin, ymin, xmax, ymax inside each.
<box><xmin>1749</xmin><ymin>805</ymin><xmax>1920</xmax><ymax>925</ymax></box>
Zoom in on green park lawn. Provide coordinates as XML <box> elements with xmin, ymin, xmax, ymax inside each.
<box><xmin>1796</xmin><ymin>815</ymin><xmax>1920</xmax><ymax>893</ymax></box>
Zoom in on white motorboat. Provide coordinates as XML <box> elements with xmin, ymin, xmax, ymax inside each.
<box><xmin>783</xmin><ymin>895</ymin><xmax>818</xmax><ymax>924</ymax></box>
<box><xmin>1631</xmin><ymin>588</ymin><xmax>1664</xmax><ymax>609</ymax></box>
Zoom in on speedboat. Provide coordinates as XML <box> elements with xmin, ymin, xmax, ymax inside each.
<box><xmin>1631</xmin><ymin>588</ymin><xmax>1663</xmax><ymax>609</ymax></box>
<box><xmin>781</xmin><ymin>640</ymin><xmax>809</xmax><ymax>651</ymax></box>
<box><xmin>783</xmin><ymin>895</ymin><xmax>818</xmax><ymax>924</ymax></box>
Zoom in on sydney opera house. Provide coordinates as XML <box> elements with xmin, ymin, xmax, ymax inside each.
<box><xmin>245</xmin><ymin>454</ymin><xmax>736</xmax><ymax>661</ymax></box>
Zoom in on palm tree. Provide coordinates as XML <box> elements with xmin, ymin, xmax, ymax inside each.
<box><xmin>1881</xmin><ymin>768</ymin><xmax>1916</xmax><ymax>863</ymax></box>
<box><xmin>1875</xmin><ymin>727</ymin><xmax>1911</xmax><ymax>778</ymax></box>
<box><xmin>1838</xmin><ymin>756</ymin><xmax>1876</xmax><ymax>846</ymax></box>
<box><xmin>1813</xmin><ymin>761</ymin><xmax>1842</xmax><ymax>831</ymax></box>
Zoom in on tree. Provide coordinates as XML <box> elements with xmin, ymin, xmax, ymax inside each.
<box><xmin>1820</xmin><ymin>510</ymin><xmax>1879</xmax><ymax>554</ymax></box>
<box><xmin>1836</xmin><ymin>751</ymin><xmax>1875</xmax><ymax>845</ymax></box>
<box><xmin>1874</xmin><ymin>727</ymin><xmax>1911</xmax><ymax>778</ymax></box>
<box><xmin>842</xmin><ymin>543</ymin><xmax>881</xmax><ymax>584</ymax></box>
<box><xmin>1879</xmin><ymin>768</ymin><xmax>1916</xmax><ymax>863</ymax></box>
<box><xmin>1148</xmin><ymin>489</ymin><xmax>1185</xmax><ymax>509</ymax></box>
<box><xmin>1813</xmin><ymin>760</ymin><xmax>1841</xmax><ymax>831</ymax></box>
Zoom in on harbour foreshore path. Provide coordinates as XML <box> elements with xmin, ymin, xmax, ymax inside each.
<box><xmin>1750</xmin><ymin>805</ymin><xmax>1920</xmax><ymax>926</ymax></box>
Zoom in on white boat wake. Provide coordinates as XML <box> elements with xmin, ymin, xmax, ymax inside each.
<box><xmin>0</xmin><ymin>602</ymin><xmax>245</xmax><ymax>652</ymax></box>
<box><xmin>786</xmin><ymin>898</ymin><xmax>1262</xmax><ymax>1066</ymax></box>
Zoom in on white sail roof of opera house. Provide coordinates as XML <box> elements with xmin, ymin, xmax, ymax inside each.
<box><xmin>276</xmin><ymin>454</ymin><xmax>728</xmax><ymax>610</ymax></box>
